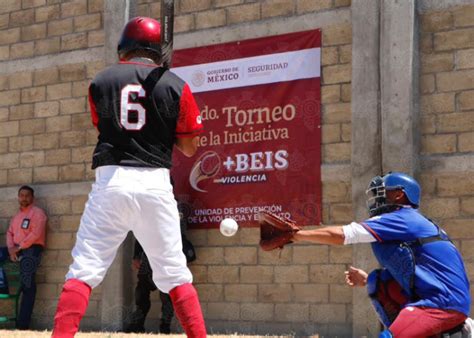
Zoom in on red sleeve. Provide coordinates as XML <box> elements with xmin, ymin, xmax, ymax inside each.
<box><xmin>89</xmin><ymin>85</ymin><xmax>99</xmax><ymax>128</ymax></box>
<box><xmin>175</xmin><ymin>83</ymin><xmax>203</xmax><ymax>138</ymax></box>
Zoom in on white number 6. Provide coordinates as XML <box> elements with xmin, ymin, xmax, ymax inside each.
<box><xmin>120</xmin><ymin>84</ymin><xmax>146</xmax><ymax>130</ymax></box>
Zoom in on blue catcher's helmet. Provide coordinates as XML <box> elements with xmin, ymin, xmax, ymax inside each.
<box><xmin>383</xmin><ymin>172</ymin><xmax>421</xmax><ymax>207</ymax></box>
<box><xmin>366</xmin><ymin>172</ymin><xmax>421</xmax><ymax>217</ymax></box>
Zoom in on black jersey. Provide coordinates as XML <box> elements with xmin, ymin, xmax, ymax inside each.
<box><xmin>88</xmin><ymin>58</ymin><xmax>202</xmax><ymax>169</ymax></box>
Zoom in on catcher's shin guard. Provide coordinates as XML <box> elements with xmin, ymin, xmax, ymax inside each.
<box><xmin>169</xmin><ymin>283</ymin><xmax>206</xmax><ymax>338</ymax></box>
<box><xmin>52</xmin><ymin>279</ymin><xmax>91</xmax><ymax>338</ymax></box>
<box><xmin>379</xmin><ymin>330</ymin><xmax>394</xmax><ymax>338</ymax></box>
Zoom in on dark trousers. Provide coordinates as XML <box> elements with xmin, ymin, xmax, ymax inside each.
<box><xmin>0</xmin><ymin>245</ymin><xmax>42</xmax><ymax>329</ymax></box>
<box><xmin>128</xmin><ymin>255</ymin><xmax>174</xmax><ymax>332</ymax></box>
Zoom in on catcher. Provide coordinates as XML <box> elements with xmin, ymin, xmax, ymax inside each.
<box><xmin>259</xmin><ymin>172</ymin><xmax>470</xmax><ymax>337</ymax></box>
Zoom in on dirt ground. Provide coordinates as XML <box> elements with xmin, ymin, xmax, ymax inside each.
<box><xmin>0</xmin><ymin>331</ymin><xmax>296</xmax><ymax>338</ymax></box>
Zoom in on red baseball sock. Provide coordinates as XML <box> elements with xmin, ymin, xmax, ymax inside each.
<box><xmin>169</xmin><ymin>283</ymin><xmax>206</xmax><ymax>338</ymax></box>
<box><xmin>51</xmin><ymin>279</ymin><xmax>91</xmax><ymax>338</ymax></box>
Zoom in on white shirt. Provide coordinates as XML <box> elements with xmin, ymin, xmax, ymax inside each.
<box><xmin>342</xmin><ymin>222</ymin><xmax>377</xmax><ymax>245</ymax></box>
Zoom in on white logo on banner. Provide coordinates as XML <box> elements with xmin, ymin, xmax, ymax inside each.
<box><xmin>191</xmin><ymin>70</ymin><xmax>206</xmax><ymax>87</ymax></box>
<box><xmin>172</xmin><ymin>48</ymin><xmax>321</xmax><ymax>93</ymax></box>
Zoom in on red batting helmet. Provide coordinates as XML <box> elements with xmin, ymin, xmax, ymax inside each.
<box><xmin>117</xmin><ymin>17</ymin><xmax>161</xmax><ymax>61</ymax></box>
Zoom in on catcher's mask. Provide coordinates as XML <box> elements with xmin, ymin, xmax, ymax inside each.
<box><xmin>117</xmin><ymin>17</ymin><xmax>161</xmax><ymax>62</ymax></box>
<box><xmin>366</xmin><ymin>172</ymin><xmax>421</xmax><ymax>217</ymax></box>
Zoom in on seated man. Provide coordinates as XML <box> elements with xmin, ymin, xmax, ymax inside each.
<box><xmin>289</xmin><ymin>172</ymin><xmax>470</xmax><ymax>337</ymax></box>
<box><xmin>0</xmin><ymin>185</ymin><xmax>47</xmax><ymax>329</ymax></box>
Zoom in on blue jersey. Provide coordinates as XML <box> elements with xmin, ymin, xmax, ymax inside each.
<box><xmin>361</xmin><ymin>207</ymin><xmax>470</xmax><ymax>316</ymax></box>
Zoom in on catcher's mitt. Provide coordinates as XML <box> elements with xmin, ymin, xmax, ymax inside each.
<box><xmin>259</xmin><ymin>211</ymin><xmax>301</xmax><ymax>251</ymax></box>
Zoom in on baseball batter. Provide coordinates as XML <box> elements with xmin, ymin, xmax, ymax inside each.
<box><xmin>51</xmin><ymin>17</ymin><xmax>206</xmax><ymax>338</ymax></box>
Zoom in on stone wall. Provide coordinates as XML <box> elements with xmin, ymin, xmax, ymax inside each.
<box><xmin>0</xmin><ymin>0</ymin><xmax>105</xmax><ymax>330</ymax></box>
<box><xmin>0</xmin><ymin>0</ymin><xmax>471</xmax><ymax>336</ymax></box>
<box><xmin>419</xmin><ymin>2</ymin><xmax>474</xmax><ymax>316</ymax></box>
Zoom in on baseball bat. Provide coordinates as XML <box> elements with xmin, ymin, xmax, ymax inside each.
<box><xmin>160</xmin><ymin>0</ymin><xmax>174</xmax><ymax>69</ymax></box>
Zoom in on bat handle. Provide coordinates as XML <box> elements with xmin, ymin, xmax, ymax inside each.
<box><xmin>160</xmin><ymin>0</ymin><xmax>175</xmax><ymax>69</ymax></box>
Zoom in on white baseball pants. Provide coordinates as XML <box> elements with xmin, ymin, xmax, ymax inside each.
<box><xmin>66</xmin><ymin>165</ymin><xmax>192</xmax><ymax>293</ymax></box>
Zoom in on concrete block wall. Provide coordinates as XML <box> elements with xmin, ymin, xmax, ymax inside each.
<box><xmin>0</xmin><ymin>0</ymin><xmax>104</xmax><ymax>61</ymax></box>
<box><xmin>0</xmin><ymin>60</ymin><xmax>103</xmax><ymax>186</ymax></box>
<box><xmin>0</xmin><ymin>2</ymin><xmax>105</xmax><ymax>323</ymax></box>
<box><xmin>0</xmin><ymin>0</ymin><xmax>105</xmax><ymax>330</ymax></box>
<box><xmin>419</xmin><ymin>3</ymin><xmax>474</xmax><ymax>316</ymax></box>
<box><xmin>0</xmin><ymin>0</ymin><xmax>472</xmax><ymax>336</ymax></box>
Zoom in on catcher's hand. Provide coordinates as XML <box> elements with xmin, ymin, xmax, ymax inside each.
<box><xmin>259</xmin><ymin>211</ymin><xmax>301</xmax><ymax>251</ymax></box>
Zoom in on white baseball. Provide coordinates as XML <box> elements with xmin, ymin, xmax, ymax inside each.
<box><xmin>220</xmin><ymin>218</ymin><xmax>239</xmax><ymax>237</ymax></box>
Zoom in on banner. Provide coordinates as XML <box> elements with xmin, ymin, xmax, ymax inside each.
<box><xmin>171</xmin><ymin>29</ymin><xmax>321</xmax><ymax>228</ymax></box>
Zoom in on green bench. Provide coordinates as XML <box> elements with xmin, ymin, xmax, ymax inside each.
<box><xmin>0</xmin><ymin>261</ymin><xmax>21</xmax><ymax>327</ymax></box>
